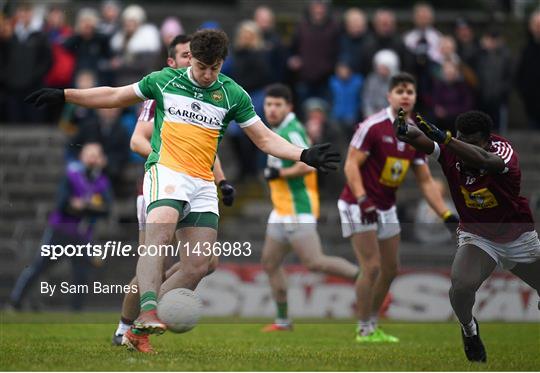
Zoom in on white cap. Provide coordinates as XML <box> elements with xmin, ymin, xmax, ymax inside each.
<box><xmin>373</xmin><ymin>49</ymin><xmax>400</xmax><ymax>75</ymax></box>
<box><xmin>122</xmin><ymin>5</ymin><xmax>146</xmax><ymax>23</ymax></box>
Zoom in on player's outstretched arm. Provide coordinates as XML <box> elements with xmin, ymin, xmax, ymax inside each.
<box><xmin>446</xmin><ymin>139</ymin><xmax>505</xmax><ymax>174</ymax></box>
<box><xmin>25</xmin><ymin>85</ymin><xmax>143</xmax><ymax>109</ymax></box>
<box><xmin>243</xmin><ymin>120</ymin><xmax>340</xmax><ymax>172</ymax></box>
<box><xmin>415</xmin><ymin>114</ymin><xmax>505</xmax><ymax>174</ymax></box>
<box><xmin>393</xmin><ymin>108</ymin><xmax>436</xmax><ymax>154</ymax></box>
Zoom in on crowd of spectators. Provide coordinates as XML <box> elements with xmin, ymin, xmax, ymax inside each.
<box><xmin>1</xmin><ymin>1</ymin><xmax>540</xmax><ymax>184</ymax></box>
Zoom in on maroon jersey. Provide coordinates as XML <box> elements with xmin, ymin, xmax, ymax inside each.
<box><xmin>436</xmin><ymin>134</ymin><xmax>534</xmax><ymax>242</ymax></box>
<box><xmin>138</xmin><ymin>99</ymin><xmax>156</xmax><ymax>122</ymax></box>
<box><xmin>136</xmin><ymin>99</ymin><xmax>156</xmax><ymax>195</ymax></box>
<box><xmin>340</xmin><ymin>108</ymin><xmax>426</xmax><ymax>209</ymax></box>
<box><xmin>136</xmin><ymin>178</ymin><xmax>143</xmax><ymax>196</ymax></box>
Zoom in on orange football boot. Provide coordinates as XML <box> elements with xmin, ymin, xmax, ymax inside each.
<box><xmin>133</xmin><ymin>309</ymin><xmax>167</xmax><ymax>335</ymax></box>
<box><xmin>122</xmin><ymin>329</ymin><xmax>156</xmax><ymax>354</ymax></box>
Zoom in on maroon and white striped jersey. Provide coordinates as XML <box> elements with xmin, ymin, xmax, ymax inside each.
<box><xmin>340</xmin><ymin>107</ymin><xmax>426</xmax><ymax>209</ymax></box>
<box><xmin>435</xmin><ymin>134</ymin><xmax>534</xmax><ymax>242</ymax></box>
<box><xmin>137</xmin><ymin>99</ymin><xmax>156</xmax><ymax>122</ymax></box>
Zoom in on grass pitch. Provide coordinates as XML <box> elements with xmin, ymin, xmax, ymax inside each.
<box><xmin>1</xmin><ymin>312</ymin><xmax>539</xmax><ymax>371</ymax></box>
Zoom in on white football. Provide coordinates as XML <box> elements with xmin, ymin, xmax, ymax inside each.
<box><xmin>157</xmin><ymin>288</ymin><xmax>202</xmax><ymax>333</ymax></box>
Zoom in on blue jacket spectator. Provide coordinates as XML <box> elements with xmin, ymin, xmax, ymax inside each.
<box><xmin>329</xmin><ymin>62</ymin><xmax>363</xmax><ymax>137</ymax></box>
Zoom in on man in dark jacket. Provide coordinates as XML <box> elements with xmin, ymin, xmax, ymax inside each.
<box><xmin>361</xmin><ymin>9</ymin><xmax>412</xmax><ymax>76</ymax></box>
<box><xmin>288</xmin><ymin>0</ymin><xmax>340</xmax><ymax>104</ymax></box>
<box><xmin>1</xmin><ymin>3</ymin><xmax>51</xmax><ymax>123</ymax></box>
<box><xmin>476</xmin><ymin>29</ymin><xmax>512</xmax><ymax>132</ymax></box>
<box><xmin>516</xmin><ymin>10</ymin><xmax>540</xmax><ymax>130</ymax></box>
<box><xmin>338</xmin><ymin>8</ymin><xmax>370</xmax><ymax>76</ymax></box>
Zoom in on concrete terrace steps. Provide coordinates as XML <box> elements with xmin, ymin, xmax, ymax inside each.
<box><xmin>2</xmin><ymin>183</ymin><xmax>58</xmax><ymax>200</ymax></box>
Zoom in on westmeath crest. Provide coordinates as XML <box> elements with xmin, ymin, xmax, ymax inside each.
<box><xmin>212</xmin><ymin>91</ymin><xmax>224</xmax><ymax>102</ymax></box>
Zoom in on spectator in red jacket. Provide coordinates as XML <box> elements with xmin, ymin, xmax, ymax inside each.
<box><xmin>43</xmin><ymin>6</ymin><xmax>75</xmax><ymax>122</ymax></box>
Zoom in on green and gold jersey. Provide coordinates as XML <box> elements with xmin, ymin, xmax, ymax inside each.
<box><xmin>134</xmin><ymin>67</ymin><xmax>259</xmax><ymax>181</ymax></box>
<box><xmin>267</xmin><ymin>113</ymin><xmax>319</xmax><ymax>217</ymax></box>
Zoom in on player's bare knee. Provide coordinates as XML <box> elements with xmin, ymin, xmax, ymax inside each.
<box><xmin>147</xmin><ymin>230</ymin><xmax>174</xmax><ymax>246</ymax></box>
<box><xmin>361</xmin><ymin>263</ymin><xmax>380</xmax><ymax>283</ymax></box>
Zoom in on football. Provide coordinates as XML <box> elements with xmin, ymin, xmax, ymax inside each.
<box><xmin>157</xmin><ymin>288</ymin><xmax>203</xmax><ymax>333</ymax></box>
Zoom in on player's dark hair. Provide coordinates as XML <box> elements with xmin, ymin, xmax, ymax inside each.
<box><xmin>455</xmin><ymin>110</ymin><xmax>493</xmax><ymax>140</ymax></box>
<box><xmin>167</xmin><ymin>34</ymin><xmax>191</xmax><ymax>58</ymax></box>
<box><xmin>389</xmin><ymin>72</ymin><xmax>417</xmax><ymax>91</ymax></box>
<box><xmin>190</xmin><ymin>29</ymin><xmax>229</xmax><ymax>65</ymax></box>
<box><xmin>265</xmin><ymin>83</ymin><xmax>293</xmax><ymax>103</ymax></box>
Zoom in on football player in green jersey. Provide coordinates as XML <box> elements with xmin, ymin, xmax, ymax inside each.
<box><xmin>260</xmin><ymin>83</ymin><xmax>359</xmax><ymax>332</ymax></box>
<box><xmin>26</xmin><ymin>29</ymin><xmax>340</xmax><ymax>353</ymax></box>
<box><xmin>111</xmin><ymin>34</ymin><xmax>230</xmax><ymax>350</ymax></box>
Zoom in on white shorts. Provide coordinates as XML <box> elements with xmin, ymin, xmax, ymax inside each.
<box><xmin>337</xmin><ymin>200</ymin><xmax>401</xmax><ymax>240</ymax></box>
<box><xmin>136</xmin><ymin>194</ymin><xmax>146</xmax><ymax>231</ymax></box>
<box><xmin>266</xmin><ymin>210</ymin><xmax>317</xmax><ymax>244</ymax></box>
<box><xmin>458</xmin><ymin>230</ymin><xmax>540</xmax><ymax>270</ymax></box>
<box><xmin>143</xmin><ymin>164</ymin><xmax>219</xmax><ymax>218</ymax></box>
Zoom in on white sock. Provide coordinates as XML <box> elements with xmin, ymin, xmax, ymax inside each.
<box><xmin>369</xmin><ymin>315</ymin><xmax>379</xmax><ymax>330</ymax></box>
<box><xmin>115</xmin><ymin>321</ymin><xmax>131</xmax><ymax>336</ymax></box>
<box><xmin>275</xmin><ymin>318</ymin><xmax>291</xmax><ymax>326</ymax></box>
<box><xmin>357</xmin><ymin>320</ymin><xmax>373</xmax><ymax>336</ymax></box>
<box><xmin>461</xmin><ymin>319</ymin><xmax>477</xmax><ymax>337</ymax></box>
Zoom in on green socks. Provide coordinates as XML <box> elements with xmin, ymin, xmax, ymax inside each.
<box><xmin>140</xmin><ymin>291</ymin><xmax>158</xmax><ymax>312</ymax></box>
<box><xmin>277</xmin><ymin>301</ymin><xmax>288</xmax><ymax>320</ymax></box>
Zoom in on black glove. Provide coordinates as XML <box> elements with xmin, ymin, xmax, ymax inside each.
<box><xmin>218</xmin><ymin>180</ymin><xmax>235</xmax><ymax>207</ymax></box>
<box><xmin>416</xmin><ymin>114</ymin><xmax>452</xmax><ymax>144</ymax></box>
<box><xmin>263</xmin><ymin>167</ymin><xmax>280</xmax><ymax>180</ymax></box>
<box><xmin>24</xmin><ymin>88</ymin><xmax>65</xmax><ymax>109</ymax></box>
<box><xmin>358</xmin><ymin>195</ymin><xmax>378</xmax><ymax>225</ymax></box>
<box><xmin>393</xmin><ymin>107</ymin><xmax>408</xmax><ymax>139</ymax></box>
<box><xmin>300</xmin><ymin>143</ymin><xmax>340</xmax><ymax>173</ymax></box>
<box><xmin>442</xmin><ymin>211</ymin><xmax>459</xmax><ymax>235</ymax></box>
